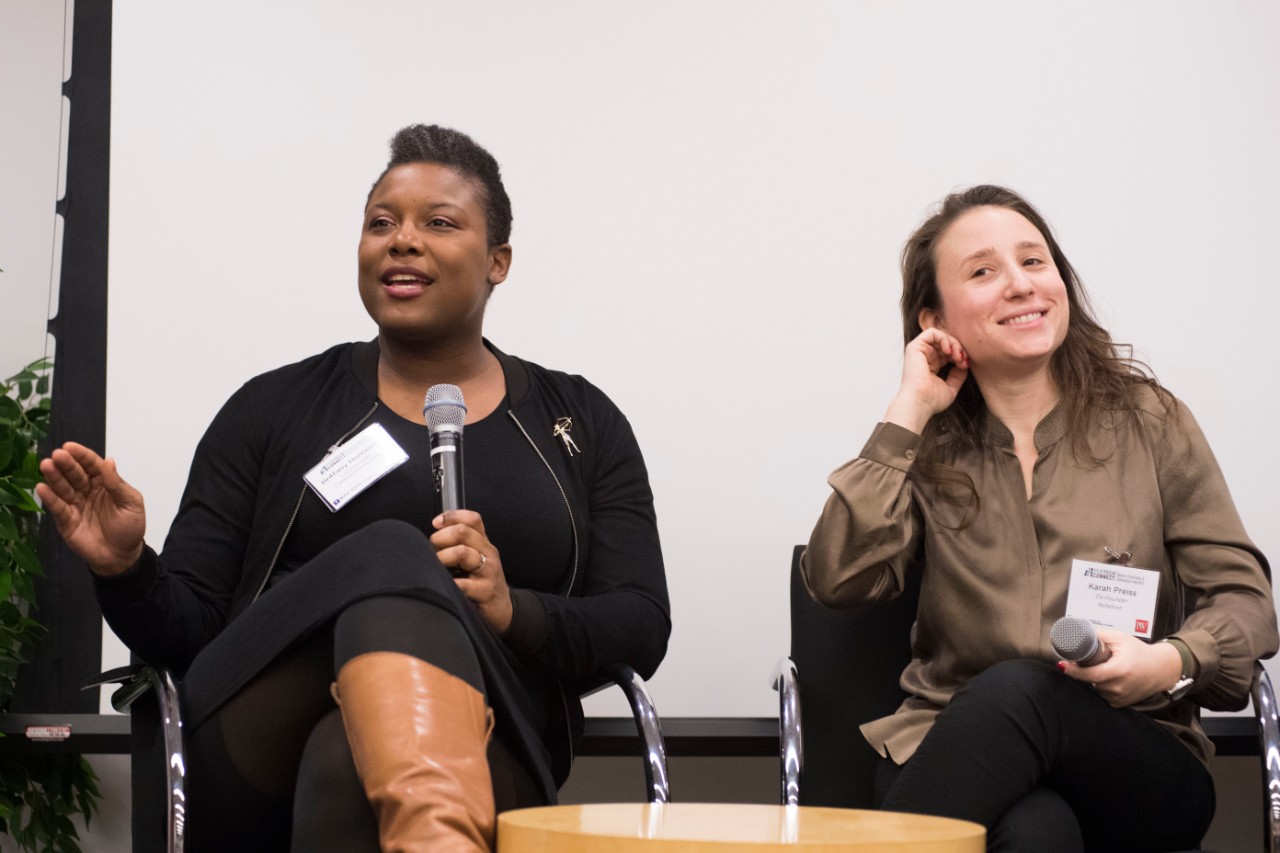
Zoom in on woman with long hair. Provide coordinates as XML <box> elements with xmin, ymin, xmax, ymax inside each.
<box><xmin>803</xmin><ymin>185</ymin><xmax>1275</xmax><ymax>851</ymax></box>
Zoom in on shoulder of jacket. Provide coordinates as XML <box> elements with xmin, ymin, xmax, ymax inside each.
<box><xmin>504</xmin><ymin>351</ymin><xmax>617</xmax><ymax>414</ymax></box>
<box><xmin>234</xmin><ymin>343</ymin><xmax>359</xmax><ymax>398</ymax></box>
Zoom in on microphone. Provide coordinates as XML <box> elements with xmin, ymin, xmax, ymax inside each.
<box><xmin>1050</xmin><ymin>616</ymin><xmax>1112</xmax><ymax>667</ymax></box>
<box><xmin>424</xmin><ymin>384</ymin><xmax>467</xmax><ymax>514</ymax></box>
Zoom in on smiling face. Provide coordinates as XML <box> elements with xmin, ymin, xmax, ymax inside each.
<box><xmin>920</xmin><ymin>205</ymin><xmax>1069</xmax><ymax>381</ymax></box>
<box><xmin>357</xmin><ymin>162</ymin><xmax>511</xmax><ymax>346</ymax></box>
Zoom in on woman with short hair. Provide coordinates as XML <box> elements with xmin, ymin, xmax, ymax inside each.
<box><xmin>40</xmin><ymin>124</ymin><xmax>671</xmax><ymax>852</ymax></box>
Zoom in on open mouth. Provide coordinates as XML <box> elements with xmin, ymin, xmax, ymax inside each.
<box><xmin>381</xmin><ymin>269</ymin><xmax>434</xmax><ymax>297</ymax></box>
<box><xmin>1001</xmin><ymin>311</ymin><xmax>1043</xmax><ymax>326</ymax></box>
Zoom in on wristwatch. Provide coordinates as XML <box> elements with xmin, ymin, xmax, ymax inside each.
<box><xmin>1164</xmin><ymin>638</ymin><xmax>1196</xmax><ymax>701</ymax></box>
<box><xmin>1167</xmin><ymin>675</ymin><xmax>1195</xmax><ymax>701</ymax></box>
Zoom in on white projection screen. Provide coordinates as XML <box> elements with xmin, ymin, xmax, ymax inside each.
<box><xmin>95</xmin><ymin>1</ymin><xmax>1280</xmax><ymax>718</ymax></box>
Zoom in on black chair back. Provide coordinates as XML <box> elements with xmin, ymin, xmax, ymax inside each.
<box><xmin>788</xmin><ymin>544</ymin><xmax>920</xmax><ymax>808</ymax></box>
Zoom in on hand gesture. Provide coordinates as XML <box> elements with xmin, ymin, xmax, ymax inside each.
<box><xmin>36</xmin><ymin>442</ymin><xmax>146</xmax><ymax>577</ymax></box>
<box><xmin>430</xmin><ymin>509</ymin><xmax>513</xmax><ymax>634</ymax></box>
<box><xmin>883</xmin><ymin>328</ymin><xmax>970</xmax><ymax>433</ymax></box>
<box><xmin>1059</xmin><ymin>629</ymin><xmax>1184</xmax><ymax>708</ymax></box>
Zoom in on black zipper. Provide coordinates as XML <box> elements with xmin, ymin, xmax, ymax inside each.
<box><xmin>507</xmin><ymin>409</ymin><xmax>580</xmax><ymax>772</ymax></box>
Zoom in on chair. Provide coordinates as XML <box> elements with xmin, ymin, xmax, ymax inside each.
<box><xmin>773</xmin><ymin>544</ymin><xmax>918</xmax><ymax>810</ymax></box>
<box><xmin>91</xmin><ymin>661</ymin><xmax>668</xmax><ymax>853</ymax></box>
<box><xmin>86</xmin><ymin>664</ymin><xmax>186</xmax><ymax>853</ymax></box>
<box><xmin>773</xmin><ymin>544</ymin><xmax>1280</xmax><ymax>853</ymax></box>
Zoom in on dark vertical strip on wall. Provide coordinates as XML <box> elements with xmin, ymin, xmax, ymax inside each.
<box><xmin>12</xmin><ymin>0</ymin><xmax>112</xmax><ymax>713</ymax></box>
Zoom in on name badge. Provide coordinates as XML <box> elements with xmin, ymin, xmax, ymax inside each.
<box><xmin>303</xmin><ymin>423</ymin><xmax>409</xmax><ymax>512</ymax></box>
<box><xmin>1064</xmin><ymin>559</ymin><xmax>1161</xmax><ymax>638</ymax></box>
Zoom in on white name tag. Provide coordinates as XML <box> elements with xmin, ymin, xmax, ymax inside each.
<box><xmin>1064</xmin><ymin>559</ymin><xmax>1161</xmax><ymax>638</ymax></box>
<box><xmin>303</xmin><ymin>423</ymin><xmax>409</xmax><ymax>512</ymax></box>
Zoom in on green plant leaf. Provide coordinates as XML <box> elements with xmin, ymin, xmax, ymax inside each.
<box><xmin>0</xmin><ymin>396</ymin><xmax>20</xmax><ymax>422</ymax></box>
<box><xmin>0</xmin><ymin>480</ymin><xmax>39</xmax><ymax>512</ymax></box>
<box><xmin>11</xmin><ymin>541</ymin><xmax>41</xmax><ymax>577</ymax></box>
<box><xmin>0</xmin><ymin>600</ymin><xmax>22</xmax><ymax>625</ymax></box>
<box><xmin>8</xmin><ymin>470</ymin><xmax>39</xmax><ymax>490</ymax></box>
<box><xmin>11</xmin><ymin>568</ymin><xmax>33</xmax><ymax>600</ymax></box>
<box><xmin>0</xmin><ymin>511</ymin><xmax>18</xmax><ymax>541</ymax></box>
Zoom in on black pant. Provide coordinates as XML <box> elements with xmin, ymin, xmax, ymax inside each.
<box><xmin>876</xmin><ymin>659</ymin><xmax>1215</xmax><ymax>853</ymax></box>
<box><xmin>173</xmin><ymin>521</ymin><xmax>551</xmax><ymax>852</ymax></box>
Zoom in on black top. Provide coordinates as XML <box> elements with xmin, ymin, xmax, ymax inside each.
<box><xmin>94</xmin><ymin>340</ymin><xmax>670</xmax><ymax>784</ymax></box>
<box><xmin>94</xmin><ymin>339</ymin><xmax>669</xmax><ymax>690</ymax></box>
<box><xmin>279</xmin><ymin>398</ymin><xmax>573</xmax><ymax>590</ymax></box>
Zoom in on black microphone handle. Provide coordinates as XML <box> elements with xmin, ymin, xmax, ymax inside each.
<box><xmin>431</xmin><ymin>427</ymin><xmax>465</xmax><ymax>513</ymax></box>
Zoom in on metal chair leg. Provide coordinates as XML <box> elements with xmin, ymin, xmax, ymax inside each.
<box><xmin>93</xmin><ymin>664</ymin><xmax>187</xmax><ymax>853</ymax></box>
<box><xmin>1252</xmin><ymin>663</ymin><xmax>1280</xmax><ymax>853</ymax></box>
<box><xmin>602</xmin><ymin>663</ymin><xmax>669</xmax><ymax>804</ymax></box>
<box><xmin>771</xmin><ymin>657</ymin><xmax>803</xmax><ymax>806</ymax></box>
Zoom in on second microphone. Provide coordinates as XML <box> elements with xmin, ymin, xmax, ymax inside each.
<box><xmin>1050</xmin><ymin>615</ymin><xmax>1112</xmax><ymax>667</ymax></box>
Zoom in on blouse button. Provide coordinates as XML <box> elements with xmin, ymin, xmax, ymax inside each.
<box><xmin>904</xmin><ymin>449</ymin><xmax>916</xmax><ymax>460</ymax></box>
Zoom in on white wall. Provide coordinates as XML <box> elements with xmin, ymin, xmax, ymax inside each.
<box><xmin>7</xmin><ymin>1</ymin><xmax>1278</xmax><ymax>720</ymax></box>
<box><xmin>0</xmin><ymin>0</ymin><xmax>66</xmax><ymax>375</ymax></box>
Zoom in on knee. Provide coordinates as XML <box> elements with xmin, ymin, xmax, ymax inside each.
<box><xmin>989</xmin><ymin>787</ymin><xmax>1082</xmax><ymax>853</ymax></box>
<box><xmin>334</xmin><ymin>596</ymin><xmax>482</xmax><ymax>690</ymax></box>
<box><xmin>956</xmin><ymin>659</ymin><xmax>1061</xmax><ymax>710</ymax></box>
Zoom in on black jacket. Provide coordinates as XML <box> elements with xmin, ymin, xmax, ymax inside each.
<box><xmin>95</xmin><ymin>340</ymin><xmax>670</xmax><ymax>776</ymax></box>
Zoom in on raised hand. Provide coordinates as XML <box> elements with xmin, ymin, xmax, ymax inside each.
<box><xmin>430</xmin><ymin>509</ymin><xmax>513</xmax><ymax>634</ymax></box>
<box><xmin>36</xmin><ymin>442</ymin><xmax>146</xmax><ymax>577</ymax></box>
<box><xmin>883</xmin><ymin>328</ymin><xmax>970</xmax><ymax>433</ymax></box>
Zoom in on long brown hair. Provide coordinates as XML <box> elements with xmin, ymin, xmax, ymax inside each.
<box><xmin>901</xmin><ymin>186</ymin><xmax>1167</xmax><ymax>506</ymax></box>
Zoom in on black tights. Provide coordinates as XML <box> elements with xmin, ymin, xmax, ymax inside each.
<box><xmin>183</xmin><ymin>595</ymin><xmax>542</xmax><ymax>853</ymax></box>
<box><xmin>874</xmin><ymin>659</ymin><xmax>1215</xmax><ymax>853</ymax></box>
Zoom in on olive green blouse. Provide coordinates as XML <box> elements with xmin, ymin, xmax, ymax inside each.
<box><xmin>802</xmin><ymin>388</ymin><xmax>1277</xmax><ymax>767</ymax></box>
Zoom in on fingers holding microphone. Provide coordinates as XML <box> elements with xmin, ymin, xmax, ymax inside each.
<box><xmin>431</xmin><ymin>510</ymin><xmax>513</xmax><ymax>633</ymax></box>
<box><xmin>1053</xmin><ymin>619</ymin><xmax>1182</xmax><ymax>708</ymax></box>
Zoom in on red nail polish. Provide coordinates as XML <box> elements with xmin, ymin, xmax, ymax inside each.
<box><xmin>1057</xmin><ymin>661</ymin><xmax>1067</xmax><ymax>672</ymax></box>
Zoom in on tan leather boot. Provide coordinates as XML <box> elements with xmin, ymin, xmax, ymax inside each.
<box><xmin>334</xmin><ymin>651</ymin><xmax>496</xmax><ymax>852</ymax></box>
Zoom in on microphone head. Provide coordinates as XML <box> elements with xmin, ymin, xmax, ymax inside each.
<box><xmin>1050</xmin><ymin>616</ymin><xmax>1101</xmax><ymax>663</ymax></box>
<box><xmin>424</xmin><ymin>384</ymin><xmax>467</xmax><ymax>432</ymax></box>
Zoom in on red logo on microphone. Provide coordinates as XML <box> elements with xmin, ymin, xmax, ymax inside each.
<box><xmin>1135</xmin><ymin>619</ymin><xmax>1149</xmax><ymax>633</ymax></box>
